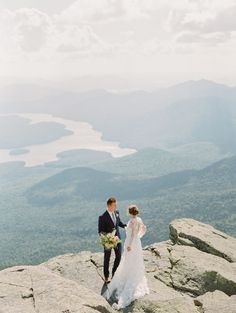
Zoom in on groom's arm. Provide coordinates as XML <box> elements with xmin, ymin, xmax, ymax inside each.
<box><xmin>116</xmin><ymin>210</ymin><xmax>127</xmax><ymax>228</ymax></box>
<box><xmin>119</xmin><ymin>219</ymin><xmax>127</xmax><ymax>228</ymax></box>
<box><xmin>98</xmin><ymin>215</ymin><xmax>105</xmax><ymax>234</ymax></box>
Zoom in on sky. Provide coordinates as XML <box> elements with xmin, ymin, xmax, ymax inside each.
<box><xmin>0</xmin><ymin>0</ymin><xmax>236</xmax><ymax>89</ymax></box>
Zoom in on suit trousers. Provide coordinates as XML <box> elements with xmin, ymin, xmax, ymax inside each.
<box><xmin>103</xmin><ymin>242</ymin><xmax>122</xmax><ymax>278</ymax></box>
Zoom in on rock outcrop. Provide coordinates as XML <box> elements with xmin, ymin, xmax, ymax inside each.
<box><xmin>0</xmin><ymin>263</ymin><xmax>113</xmax><ymax>313</ymax></box>
<box><xmin>0</xmin><ymin>218</ymin><xmax>236</xmax><ymax>312</ymax></box>
<box><xmin>169</xmin><ymin>218</ymin><xmax>236</xmax><ymax>262</ymax></box>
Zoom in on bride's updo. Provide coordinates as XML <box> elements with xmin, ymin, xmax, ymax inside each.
<box><xmin>128</xmin><ymin>204</ymin><xmax>139</xmax><ymax>216</ymax></box>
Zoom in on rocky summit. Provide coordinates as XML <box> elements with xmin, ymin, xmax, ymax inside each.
<box><xmin>0</xmin><ymin>218</ymin><xmax>236</xmax><ymax>313</ymax></box>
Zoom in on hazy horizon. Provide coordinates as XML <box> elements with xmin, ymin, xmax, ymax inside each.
<box><xmin>0</xmin><ymin>76</ymin><xmax>235</xmax><ymax>93</ymax></box>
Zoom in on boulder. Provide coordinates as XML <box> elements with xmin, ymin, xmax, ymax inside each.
<box><xmin>127</xmin><ymin>295</ymin><xmax>199</xmax><ymax>313</ymax></box>
<box><xmin>144</xmin><ymin>241</ymin><xmax>174</xmax><ymax>287</ymax></box>
<box><xmin>169</xmin><ymin>218</ymin><xmax>236</xmax><ymax>262</ymax></box>
<box><xmin>168</xmin><ymin>244</ymin><xmax>236</xmax><ymax>296</ymax></box>
<box><xmin>0</xmin><ymin>264</ymin><xmax>114</xmax><ymax>313</ymax></box>
<box><xmin>42</xmin><ymin>250</ymin><xmax>105</xmax><ymax>295</ymax></box>
<box><xmin>194</xmin><ymin>290</ymin><xmax>236</xmax><ymax>313</ymax></box>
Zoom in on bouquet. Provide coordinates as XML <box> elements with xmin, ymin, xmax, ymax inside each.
<box><xmin>99</xmin><ymin>228</ymin><xmax>121</xmax><ymax>250</ymax></box>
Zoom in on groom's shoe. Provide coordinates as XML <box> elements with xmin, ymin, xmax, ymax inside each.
<box><xmin>104</xmin><ymin>276</ymin><xmax>111</xmax><ymax>283</ymax></box>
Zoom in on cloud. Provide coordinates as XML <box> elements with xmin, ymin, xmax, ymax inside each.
<box><xmin>0</xmin><ymin>8</ymin><xmax>52</xmax><ymax>53</ymax></box>
<box><xmin>55</xmin><ymin>24</ymin><xmax>117</xmax><ymax>58</ymax></box>
<box><xmin>57</xmin><ymin>0</ymin><xmax>154</xmax><ymax>24</ymax></box>
<box><xmin>2</xmin><ymin>0</ymin><xmax>235</xmax><ymax>59</ymax></box>
<box><xmin>175</xmin><ymin>31</ymin><xmax>232</xmax><ymax>45</ymax></box>
<box><xmin>0</xmin><ymin>0</ymin><xmax>236</xmax><ymax>83</ymax></box>
<box><xmin>58</xmin><ymin>0</ymin><xmax>126</xmax><ymax>23</ymax></box>
<box><xmin>16</xmin><ymin>9</ymin><xmax>53</xmax><ymax>52</ymax></box>
<box><xmin>0</xmin><ymin>7</ymin><xmax>116</xmax><ymax>59</ymax></box>
<box><xmin>166</xmin><ymin>0</ymin><xmax>236</xmax><ymax>45</ymax></box>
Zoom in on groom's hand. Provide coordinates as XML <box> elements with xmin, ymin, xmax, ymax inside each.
<box><xmin>127</xmin><ymin>246</ymin><xmax>131</xmax><ymax>252</ymax></box>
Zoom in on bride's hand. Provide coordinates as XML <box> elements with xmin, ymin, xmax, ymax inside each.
<box><xmin>127</xmin><ymin>245</ymin><xmax>131</xmax><ymax>252</ymax></box>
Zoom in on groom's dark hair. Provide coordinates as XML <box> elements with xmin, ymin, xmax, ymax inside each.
<box><xmin>107</xmin><ymin>197</ymin><xmax>116</xmax><ymax>206</ymax></box>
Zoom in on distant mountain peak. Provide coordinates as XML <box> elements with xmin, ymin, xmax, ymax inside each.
<box><xmin>168</xmin><ymin>79</ymin><xmax>230</xmax><ymax>91</ymax></box>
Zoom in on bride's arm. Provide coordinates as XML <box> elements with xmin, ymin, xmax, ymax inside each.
<box><xmin>139</xmin><ymin>218</ymin><xmax>147</xmax><ymax>238</ymax></box>
<box><xmin>127</xmin><ymin>219</ymin><xmax>138</xmax><ymax>251</ymax></box>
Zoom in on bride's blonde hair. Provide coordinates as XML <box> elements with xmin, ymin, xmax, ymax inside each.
<box><xmin>128</xmin><ymin>204</ymin><xmax>139</xmax><ymax>216</ymax></box>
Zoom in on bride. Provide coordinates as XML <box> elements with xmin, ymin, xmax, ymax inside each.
<box><xmin>102</xmin><ymin>204</ymin><xmax>150</xmax><ymax>309</ymax></box>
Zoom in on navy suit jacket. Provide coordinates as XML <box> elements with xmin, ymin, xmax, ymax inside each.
<box><xmin>98</xmin><ymin>209</ymin><xmax>127</xmax><ymax>239</ymax></box>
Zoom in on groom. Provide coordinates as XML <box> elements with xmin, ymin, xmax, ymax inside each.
<box><xmin>98</xmin><ymin>197</ymin><xmax>127</xmax><ymax>283</ymax></box>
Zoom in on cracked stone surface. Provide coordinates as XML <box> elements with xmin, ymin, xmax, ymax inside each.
<box><xmin>0</xmin><ymin>264</ymin><xmax>115</xmax><ymax>313</ymax></box>
<box><xmin>125</xmin><ymin>295</ymin><xmax>200</xmax><ymax>313</ymax></box>
<box><xmin>1</xmin><ymin>218</ymin><xmax>236</xmax><ymax>312</ymax></box>
<box><xmin>194</xmin><ymin>290</ymin><xmax>236</xmax><ymax>313</ymax></box>
<box><xmin>169</xmin><ymin>218</ymin><xmax>236</xmax><ymax>262</ymax></box>
<box><xmin>168</xmin><ymin>244</ymin><xmax>236</xmax><ymax>296</ymax></box>
<box><xmin>42</xmin><ymin>251</ymin><xmax>105</xmax><ymax>295</ymax></box>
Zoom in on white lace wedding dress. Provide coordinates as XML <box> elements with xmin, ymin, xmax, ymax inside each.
<box><xmin>102</xmin><ymin>216</ymin><xmax>150</xmax><ymax>309</ymax></box>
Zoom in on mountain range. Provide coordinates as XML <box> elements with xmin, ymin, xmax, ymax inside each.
<box><xmin>1</xmin><ymin>79</ymin><xmax>236</xmax><ymax>153</ymax></box>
